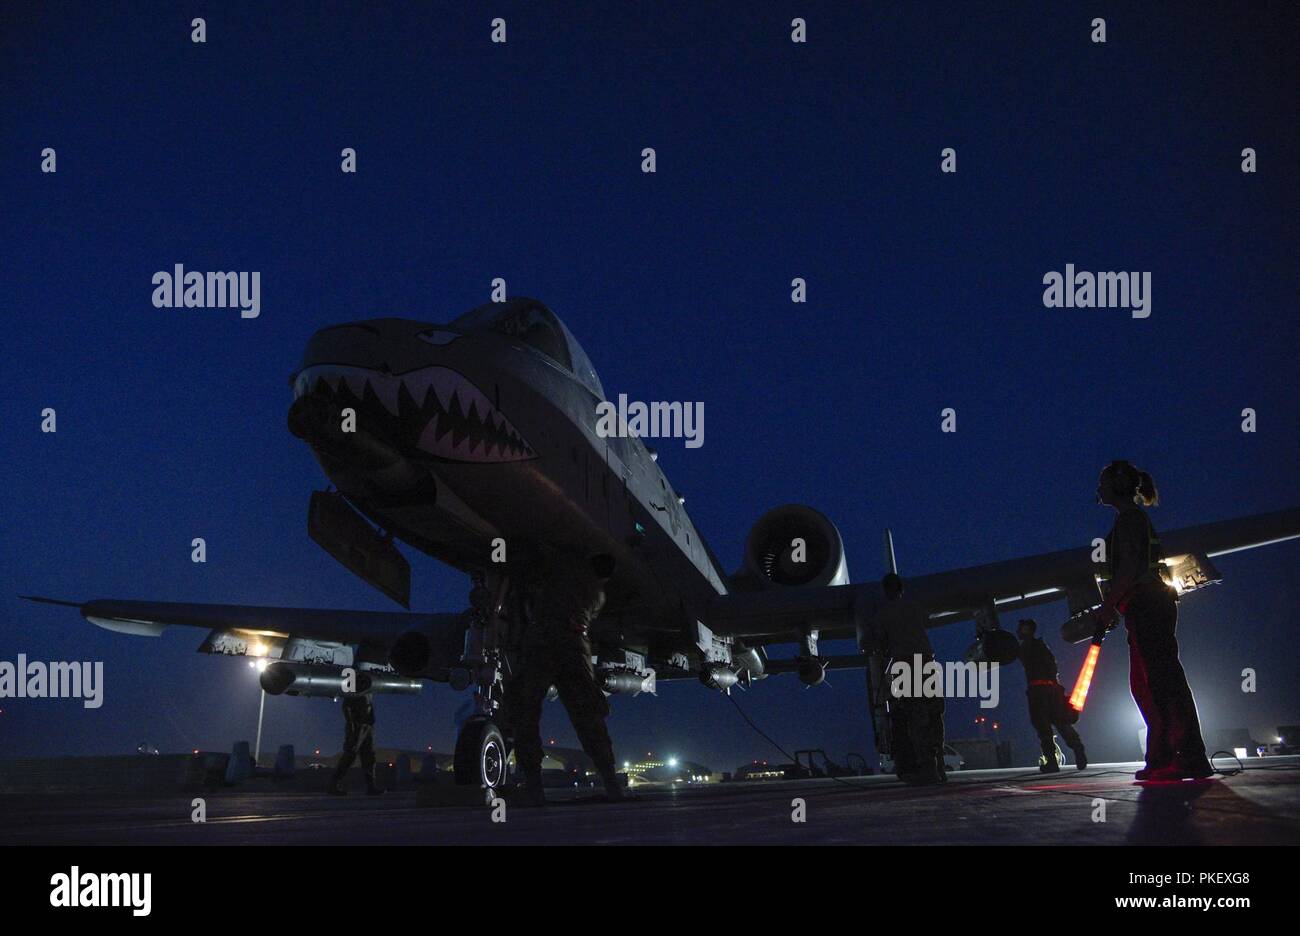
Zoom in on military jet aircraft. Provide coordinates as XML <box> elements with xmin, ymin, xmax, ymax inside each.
<box><xmin>23</xmin><ymin>298</ymin><xmax>1300</xmax><ymax>788</ymax></box>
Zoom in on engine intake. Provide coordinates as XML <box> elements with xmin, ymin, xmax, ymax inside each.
<box><xmin>390</xmin><ymin>630</ymin><xmax>432</xmax><ymax>676</ymax></box>
<box><xmin>743</xmin><ymin>505</ymin><xmax>850</xmax><ymax>588</ymax></box>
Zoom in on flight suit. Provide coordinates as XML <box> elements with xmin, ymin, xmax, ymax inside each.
<box><xmin>1019</xmin><ymin>636</ymin><xmax>1085</xmax><ymax>766</ymax></box>
<box><xmin>331</xmin><ymin>694</ymin><xmax>378</xmax><ymax>792</ymax></box>
<box><xmin>873</xmin><ymin>597</ymin><xmax>945</xmax><ymax>781</ymax></box>
<box><xmin>1107</xmin><ymin>507</ymin><xmax>1209</xmax><ymax>774</ymax></box>
<box><xmin>506</xmin><ymin>552</ymin><xmax>617</xmax><ymax>785</ymax></box>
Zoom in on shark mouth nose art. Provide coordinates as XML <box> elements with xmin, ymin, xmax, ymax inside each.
<box><xmin>293</xmin><ymin>364</ymin><xmax>536</xmax><ymax>463</ymax></box>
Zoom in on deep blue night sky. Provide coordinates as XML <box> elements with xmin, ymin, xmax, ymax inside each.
<box><xmin>2</xmin><ymin>2</ymin><xmax>1297</xmax><ymax>771</ymax></box>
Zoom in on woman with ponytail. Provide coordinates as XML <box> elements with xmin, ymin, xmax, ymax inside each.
<box><xmin>1094</xmin><ymin>461</ymin><xmax>1212</xmax><ymax>780</ymax></box>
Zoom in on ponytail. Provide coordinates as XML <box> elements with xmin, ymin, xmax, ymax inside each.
<box><xmin>1135</xmin><ymin>470</ymin><xmax>1159</xmax><ymax>507</ymax></box>
<box><xmin>1104</xmin><ymin>460</ymin><xmax>1160</xmax><ymax>507</ymax></box>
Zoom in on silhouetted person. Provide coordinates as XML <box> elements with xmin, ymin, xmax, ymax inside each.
<box><xmin>328</xmin><ymin>693</ymin><xmax>382</xmax><ymax>795</ymax></box>
<box><xmin>872</xmin><ymin>573</ymin><xmax>945</xmax><ymax>784</ymax></box>
<box><xmin>506</xmin><ymin>549</ymin><xmax>624</xmax><ymax>805</ymax></box>
<box><xmin>1093</xmin><ymin>461</ymin><xmax>1210</xmax><ymax>780</ymax></box>
<box><xmin>1017</xmin><ymin>618</ymin><xmax>1086</xmax><ymax>772</ymax></box>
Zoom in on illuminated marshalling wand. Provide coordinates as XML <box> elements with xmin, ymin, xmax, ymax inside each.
<box><xmin>1068</xmin><ymin>640</ymin><xmax>1103</xmax><ymax>711</ymax></box>
<box><xmin>1064</xmin><ymin>608</ymin><xmax>1113</xmax><ymax>713</ymax></box>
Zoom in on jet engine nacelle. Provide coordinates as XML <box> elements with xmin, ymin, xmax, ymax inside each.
<box><xmin>260</xmin><ymin>661</ymin><xmax>421</xmax><ymax>697</ymax></box>
<box><xmin>743</xmin><ymin>505</ymin><xmax>850</xmax><ymax>589</ymax></box>
<box><xmin>389</xmin><ymin>613</ymin><xmax>470</xmax><ymax>679</ymax></box>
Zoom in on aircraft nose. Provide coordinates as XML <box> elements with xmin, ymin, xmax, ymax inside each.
<box><xmin>289</xmin><ymin>317</ymin><xmax>536</xmax><ymax>463</ymax></box>
<box><xmin>291</xmin><ymin>317</ymin><xmax>455</xmax><ymax>390</ymax></box>
<box><xmin>298</xmin><ymin>320</ymin><xmax>390</xmax><ymax>372</ymax></box>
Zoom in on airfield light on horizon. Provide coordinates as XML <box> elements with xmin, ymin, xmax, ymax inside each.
<box><xmin>1069</xmin><ymin>643</ymin><xmax>1103</xmax><ymax>711</ymax></box>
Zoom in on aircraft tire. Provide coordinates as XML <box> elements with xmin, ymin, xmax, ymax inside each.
<box><xmin>454</xmin><ymin>717</ymin><xmax>507</xmax><ymax>789</ymax></box>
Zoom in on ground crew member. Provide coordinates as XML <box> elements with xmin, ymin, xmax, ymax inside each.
<box><xmin>328</xmin><ymin>693</ymin><xmax>382</xmax><ymax>796</ymax></box>
<box><xmin>872</xmin><ymin>573</ymin><xmax>946</xmax><ymax>784</ymax></box>
<box><xmin>1093</xmin><ymin>460</ymin><xmax>1211</xmax><ymax>780</ymax></box>
<box><xmin>506</xmin><ymin>549</ymin><xmax>624</xmax><ymax>805</ymax></box>
<box><xmin>1016</xmin><ymin>618</ymin><xmax>1087</xmax><ymax>772</ymax></box>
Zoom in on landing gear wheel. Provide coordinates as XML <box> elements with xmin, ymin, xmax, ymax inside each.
<box><xmin>454</xmin><ymin>717</ymin><xmax>507</xmax><ymax>789</ymax></box>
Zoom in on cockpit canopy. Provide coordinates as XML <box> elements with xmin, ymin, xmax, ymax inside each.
<box><xmin>452</xmin><ymin>298</ymin><xmax>604</xmax><ymax>398</ymax></box>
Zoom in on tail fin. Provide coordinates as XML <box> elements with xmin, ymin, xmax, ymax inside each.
<box><xmin>883</xmin><ymin>528</ymin><xmax>898</xmax><ymax>576</ymax></box>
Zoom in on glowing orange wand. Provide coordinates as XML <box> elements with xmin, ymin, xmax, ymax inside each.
<box><xmin>1068</xmin><ymin>640</ymin><xmax>1102</xmax><ymax>711</ymax></box>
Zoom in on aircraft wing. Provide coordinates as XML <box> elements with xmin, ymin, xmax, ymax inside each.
<box><xmin>19</xmin><ymin>596</ymin><xmax>459</xmax><ymax>649</ymax></box>
<box><xmin>707</xmin><ymin>507</ymin><xmax>1300</xmax><ymax>644</ymax></box>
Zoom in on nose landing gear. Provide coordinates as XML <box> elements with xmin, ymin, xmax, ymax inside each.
<box><xmin>454</xmin><ymin>716</ymin><xmax>508</xmax><ymax>788</ymax></box>
<box><xmin>452</xmin><ymin>570</ymin><xmax>512</xmax><ymax>790</ymax></box>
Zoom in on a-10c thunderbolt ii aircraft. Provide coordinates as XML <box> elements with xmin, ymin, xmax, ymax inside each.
<box><xmin>25</xmin><ymin>298</ymin><xmax>1300</xmax><ymax>788</ymax></box>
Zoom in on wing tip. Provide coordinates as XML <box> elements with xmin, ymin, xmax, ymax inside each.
<box><xmin>18</xmin><ymin>595</ymin><xmax>84</xmax><ymax>608</ymax></box>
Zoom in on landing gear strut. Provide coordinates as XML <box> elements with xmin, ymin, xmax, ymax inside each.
<box><xmin>452</xmin><ymin>570</ymin><xmax>512</xmax><ymax>788</ymax></box>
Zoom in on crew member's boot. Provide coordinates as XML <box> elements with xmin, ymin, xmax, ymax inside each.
<box><xmin>1072</xmin><ymin>744</ymin><xmax>1088</xmax><ymax>771</ymax></box>
<box><xmin>1039</xmin><ymin>739</ymin><xmax>1060</xmax><ymax>773</ymax></box>
<box><xmin>600</xmin><ymin>766</ymin><xmax>628</xmax><ymax>801</ymax></box>
<box><xmin>901</xmin><ymin>764</ymin><xmax>942</xmax><ymax>785</ymax></box>
<box><xmin>1148</xmin><ymin>755</ymin><xmax>1213</xmax><ymax>781</ymax></box>
<box><xmin>365</xmin><ymin>773</ymin><xmax>384</xmax><ymax>796</ymax></box>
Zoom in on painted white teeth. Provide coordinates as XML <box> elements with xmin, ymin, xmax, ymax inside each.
<box><xmin>429</xmin><ymin>370</ymin><xmax>452</xmax><ymax>411</ymax></box>
<box><xmin>371</xmin><ymin>379</ymin><xmax>399</xmax><ymax>415</ymax></box>
<box><xmin>417</xmin><ymin>415</ymin><xmax>441</xmax><ymax>452</ymax></box>
<box><xmin>343</xmin><ymin>373</ymin><xmax>367</xmax><ymax>398</ymax></box>
<box><xmin>403</xmin><ymin>370</ymin><xmax>432</xmax><ymax>407</ymax></box>
<box><xmin>297</xmin><ymin>363</ymin><xmax>533</xmax><ymax>462</ymax></box>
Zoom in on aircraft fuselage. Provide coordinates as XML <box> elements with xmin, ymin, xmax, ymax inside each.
<box><xmin>289</xmin><ymin>307</ymin><xmax>729</xmax><ymax>662</ymax></box>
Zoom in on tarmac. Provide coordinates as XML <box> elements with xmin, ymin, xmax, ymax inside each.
<box><xmin>2</xmin><ymin>757</ymin><xmax>1297</xmax><ymax>845</ymax></box>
